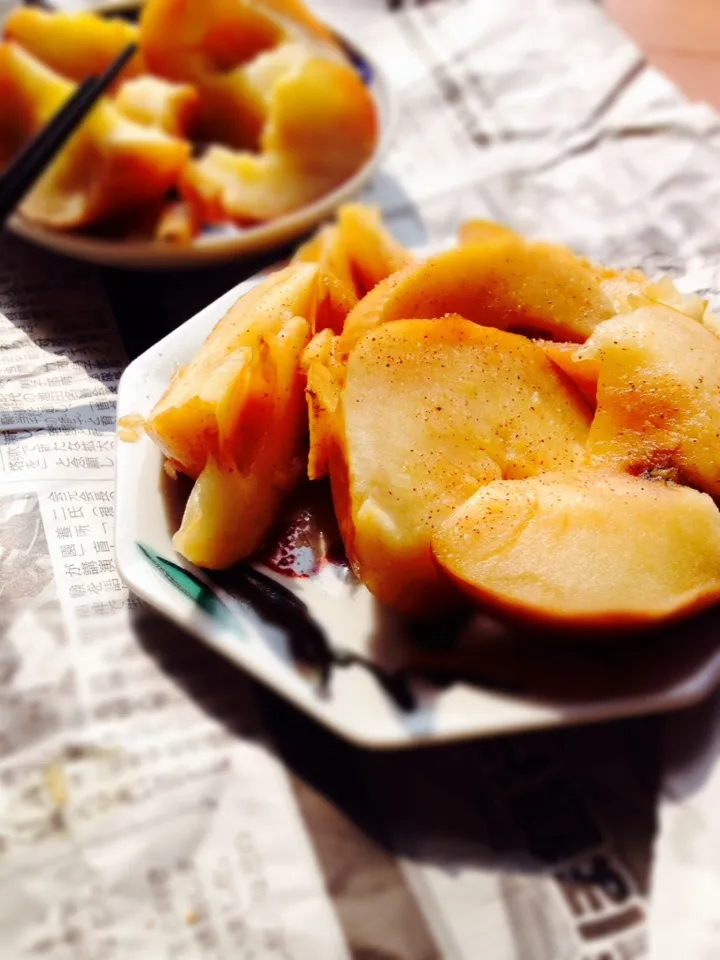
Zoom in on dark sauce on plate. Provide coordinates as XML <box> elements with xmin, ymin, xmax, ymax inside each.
<box><xmin>258</xmin><ymin>481</ymin><xmax>349</xmax><ymax>579</ymax></box>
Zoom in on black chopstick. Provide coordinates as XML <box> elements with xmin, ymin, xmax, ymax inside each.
<box><xmin>0</xmin><ymin>42</ymin><xmax>138</xmax><ymax>227</ymax></box>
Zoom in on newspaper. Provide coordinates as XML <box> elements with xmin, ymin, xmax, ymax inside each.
<box><xmin>647</xmin><ymin>693</ymin><xmax>720</xmax><ymax>960</ymax></box>
<box><xmin>0</xmin><ymin>0</ymin><xmax>719</xmax><ymax>957</ymax></box>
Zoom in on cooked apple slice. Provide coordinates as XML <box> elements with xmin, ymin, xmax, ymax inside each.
<box><xmin>336</xmin><ymin>236</ymin><xmax>614</xmax><ymax>355</ymax></box>
<box><xmin>147</xmin><ymin>265</ymin><xmax>322</xmax><ymax>569</ymax></box>
<box><xmin>577</xmin><ymin>306</ymin><xmax>720</xmax><ymax>497</ymax></box>
<box><xmin>172</xmin><ymin>314</ymin><xmax>310</xmax><ymax>568</ymax></box>
<box><xmin>114</xmin><ymin>76</ymin><xmax>200</xmax><ymax>137</ymax></box>
<box><xmin>140</xmin><ymin>0</ymin><xmax>344</xmax><ymax>148</ymax></box>
<box><xmin>538</xmin><ymin>341</ymin><xmax>599</xmax><ymax>407</ymax></box>
<box><xmin>20</xmin><ymin>112</ymin><xmax>189</xmax><ymax>231</ymax></box>
<box><xmin>301</xmin><ymin>328</ymin><xmax>343</xmax><ymax>479</ymax></box>
<box><xmin>182</xmin><ymin>149</ymin><xmax>318</xmax><ymax>223</ymax></box>
<box><xmin>433</xmin><ymin>470</ymin><xmax>720</xmax><ymax>628</ymax></box>
<box><xmin>336</xmin><ymin>204</ymin><xmax>417</xmax><ymax>295</ymax></box>
<box><xmin>141</xmin><ymin>0</ymin><xmax>287</xmax><ymax>147</ymax></box>
<box><xmin>703</xmin><ymin>308</ymin><xmax>720</xmax><ymax>341</ymax></box>
<box><xmin>330</xmin><ymin>317</ymin><xmax>591</xmax><ymax>614</ymax></box>
<box><xmin>582</xmin><ymin>263</ymin><xmax>711</xmax><ymax>323</ymax></box>
<box><xmin>628</xmin><ymin>273</ymin><xmax>707</xmax><ymax>321</ymax></box>
<box><xmin>0</xmin><ymin>42</ymin><xmax>70</xmax><ymax>165</ymax></box>
<box><xmin>4</xmin><ymin>8</ymin><xmax>143</xmax><ymax>82</ymax></box>
<box><xmin>154</xmin><ymin>201</ymin><xmax>200</xmax><ymax>244</ymax></box>
<box><xmin>295</xmin><ymin>205</ymin><xmax>417</xmax><ymax>299</ymax></box>
<box><xmin>380</xmin><ymin>237</ymin><xmax>614</xmax><ymax>340</ymax></box>
<box><xmin>314</xmin><ymin>270</ymin><xmax>357</xmax><ymax>335</ymax></box>
<box><xmin>140</xmin><ymin>0</ymin><xmax>342</xmax><ymax>82</ymax></box>
<box><xmin>337</xmin><ymin>264</ymin><xmax>418</xmax><ymax>358</ymax></box>
<box><xmin>197</xmin><ymin>41</ymin><xmax>319</xmax><ymax>149</ymax></box>
<box><xmin>293</xmin><ymin>223</ymin><xmax>357</xmax><ymax>293</ymax></box>
<box><xmin>298</xmin><ymin>209</ymin><xmax>421</xmax><ymax>478</ymax></box>
<box><xmin>293</xmin><ymin>223</ymin><xmax>359</xmax><ymax>332</ymax></box>
<box><xmin>146</xmin><ymin>262</ymin><xmax>319</xmax><ymax>477</ymax></box>
<box><xmin>458</xmin><ymin>218</ymin><xmax>517</xmax><ymax>246</ymax></box>
<box><xmin>140</xmin><ymin>0</ymin><xmax>283</xmax><ymax>82</ymax></box>
<box><xmin>0</xmin><ymin>44</ymin><xmax>190</xmax><ymax>229</ymax></box>
<box><xmin>582</xmin><ymin>261</ymin><xmax>649</xmax><ymax>314</ymax></box>
<box><xmin>292</xmin><ymin>205</ymin><xmax>417</xmax><ymax>329</ymax></box>
<box><xmin>182</xmin><ymin>57</ymin><xmax>377</xmax><ymax>221</ymax></box>
<box><xmin>263</xmin><ymin>57</ymin><xmax>376</xmax><ymax>182</ymax></box>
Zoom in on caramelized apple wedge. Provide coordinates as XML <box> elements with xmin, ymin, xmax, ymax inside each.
<box><xmin>337</xmin><ymin>237</ymin><xmax>614</xmax><ymax>356</ymax></box>
<box><xmin>336</xmin><ymin>204</ymin><xmax>417</xmax><ymax>295</ymax></box>
<box><xmin>294</xmin><ymin>204</ymin><xmax>418</xmax><ymax>299</ymax></box>
<box><xmin>148</xmin><ymin>264</ymin><xmax>325</xmax><ymax>568</ymax></box>
<box><xmin>582</xmin><ymin>263</ymin><xmax>710</xmax><ymax>323</ymax></box>
<box><xmin>141</xmin><ymin>0</ymin><xmax>293</xmax><ymax>147</ymax></box>
<box><xmin>114</xmin><ymin>76</ymin><xmax>200</xmax><ymax>137</ymax></box>
<box><xmin>154</xmin><ymin>201</ymin><xmax>201</xmax><ymax>245</ymax></box>
<box><xmin>577</xmin><ymin>306</ymin><xmax>720</xmax><ymax>497</ymax></box>
<box><xmin>567</xmin><ymin>262</ymin><xmax>714</xmax><ymax>351</ymax></box>
<box><xmin>330</xmin><ymin>318</ymin><xmax>591</xmax><ymax>614</ymax></box>
<box><xmin>182</xmin><ymin>57</ymin><xmax>376</xmax><ymax>221</ymax></box>
<box><xmin>0</xmin><ymin>44</ymin><xmax>190</xmax><ymax>230</ymax></box>
<box><xmin>140</xmin><ymin>0</ymin><xmax>284</xmax><ymax>84</ymax></box>
<box><xmin>4</xmin><ymin>8</ymin><xmax>143</xmax><ymax>82</ymax></box>
<box><xmin>293</xmin><ymin>223</ymin><xmax>357</xmax><ymax>293</ymax></box>
<box><xmin>193</xmin><ymin>41</ymin><xmax>318</xmax><ymax>150</ymax></box>
<box><xmin>382</xmin><ymin>238</ymin><xmax>614</xmax><ymax>339</ymax></box>
<box><xmin>301</xmin><ymin>328</ymin><xmax>343</xmax><ymax>479</ymax></box>
<box><xmin>292</xmin><ymin>224</ymin><xmax>359</xmax><ymax>332</ymax></box>
<box><xmin>183</xmin><ymin>150</ymin><xmax>308</xmax><ymax>225</ymax></box>
<box><xmin>140</xmin><ymin>0</ymin><xmax>340</xmax><ymax>88</ymax></box>
<box><xmin>140</xmin><ymin>0</ymin><xmax>344</xmax><ymax>148</ymax></box>
<box><xmin>173</xmin><ymin>315</ymin><xmax>310</xmax><ymax>568</ymax></box>
<box><xmin>292</xmin><ymin>205</ymin><xmax>416</xmax><ymax>331</ymax></box>
<box><xmin>0</xmin><ymin>42</ymin><xmax>70</xmax><ymax>165</ymax></box>
<box><xmin>583</xmin><ymin>261</ymin><xmax>650</xmax><ymax>314</ymax></box>
<box><xmin>21</xmin><ymin>118</ymin><xmax>189</xmax><ymax>231</ymax></box>
<box><xmin>337</xmin><ymin>265</ymin><xmax>418</xmax><ymax>358</ymax></box>
<box><xmin>433</xmin><ymin>470</ymin><xmax>720</xmax><ymax>629</ymax></box>
<box><xmin>538</xmin><ymin>341</ymin><xmax>599</xmax><ymax>407</ymax></box>
<box><xmin>147</xmin><ymin>263</ymin><xmax>319</xmax><ymax>477</ymax></box>
<box><xmin>458</xmin><ymin>218</ymin><xmax>517</xmax><ymax>247</ymax></box>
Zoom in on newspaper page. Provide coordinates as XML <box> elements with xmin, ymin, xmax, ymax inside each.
<box><xmin>647</xmin><ymin>692</ymin><xmax>720</xmax><ymax>960</ymax></box>
<box><xmin>0</xmin><ymin>0</ymin><xmax>719</xmax><ymax>958</ymax></box>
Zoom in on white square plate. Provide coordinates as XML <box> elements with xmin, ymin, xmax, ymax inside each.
<box><xmin>115</xmin><ymin>269</ymin><xmax>720</xmax><ymax>748</ymax></box>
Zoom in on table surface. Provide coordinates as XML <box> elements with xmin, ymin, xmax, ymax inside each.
<box><xmin>608</xmin><ymin>0</ymin><xmax>720</xmax><ymax>109</ymax></box>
